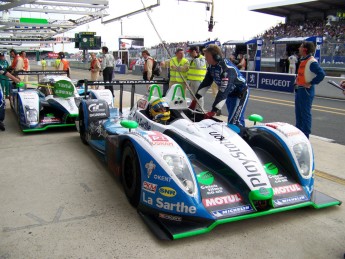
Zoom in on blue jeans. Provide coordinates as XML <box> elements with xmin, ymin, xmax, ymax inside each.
<box><xmin>226</xmin><ymin>88</ymin><xmax>249</xmax><ymax>126</ymax></box>
<box><xmin>295</xmin><ymin>86</ymin><xmax>315</xmax><ymax>138</ymax></box>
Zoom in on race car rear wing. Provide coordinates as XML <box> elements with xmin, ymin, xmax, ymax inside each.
<box><xmin>15</xmin><ymin>70</ymin><xmax>68</xmax><ymax>82</ymax></box>
<box><xmin>83</xmin><ymin>79</ymin><xmax>169</xmax><ymax>113</ymax></box>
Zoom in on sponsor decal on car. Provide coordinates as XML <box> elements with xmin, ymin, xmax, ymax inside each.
<box><xmin>212</xmin><ymin>205</ymin><xmax>254</xmax><ymax>218</ymax></box>
<box><xmin>202</xmin><ymin>194</ymin><xmax>242</xmax><ymax>208</ymax></box>
<box><xmin>142</xmin><ymin>192</ymin><xmax>196</xmax><ymax>214</ymax></box>
<box><xmin>273</xmin><ymin>195</ymin><xmax>308</xmax><ymax>206</ymax></box>
<box><xmin>267</xmin><ymin>173</ymin><xmax>288</xmax><ymax>184</ymax></box>
<box><xmin>159</xmin><ymin>187</ymin><xmax>176</xmax><ymax>198</ymax></box>
<box><xmin>88</xmin><ymin>102</ymin><xmax>106</xmax><ymax>113</ymax></box>
<box><xmin>148</xmin><ymin>132</ymin><xmax>173</xmax><ymax>146</ymax></box>
<box><xmin>158</xmin><ymin>213</ymin><xmax>182</xmax><ymax>222</ymax></box>
<box><xmin>266</xmin><ymin>123</ymin><xmax>302</xmax><ymax>138</ymax></box>
<box><xmin>197</xmin><ymin>171</ymin><xmax>214</xmax><ymax>185</ymax></box>
<box><xmin>219</xmin><ymin>139</ymin><xmax>268</xmax><ymax>188</ymax></box>
<box><xmin>143</xmin><ymin>181</ymin><xmax>157</xmax><ymax>194</ymax></box>
<box><xmin>154</xmin><ymin>174</ymin><xmax>172</xmax><ymax>182</ymax></box>
<box><xmin>137</xmin><ymin>99</ymin><xmax>148</xmax><ymax>109</ymax></box>
<box><xmin>200</xmin><ymin>184</ymin><xmax>223</xmax><ymax>195</ymax></box>
<box><xmin>145</xmin><ymin>160</ymin><xmax>156</xmax><ymax>178</ymax></box>
<box><xmin>41</xmin><ymin>117</ymin><xmax>61</xmax><ymax>123</ymax></box>
<box><xmin>273</xmin><ymin>184</ymin><xmax>302</xmax><ymax>195</ymax></box>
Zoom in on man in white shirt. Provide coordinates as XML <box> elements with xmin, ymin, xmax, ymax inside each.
<box><xmin>288</xmin><ymin>53</ymin><xmax>298</xmax><ymax>74</ymax></box>
<box><xmin>100</xmin><ymin>46</ymin><xmax>115</xmax><ymax>95</ymax></box>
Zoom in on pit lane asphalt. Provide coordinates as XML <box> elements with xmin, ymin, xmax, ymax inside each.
<box><xmin>0</xmin><ymin>66</ymin><xmax>344</xmax><ymax>258</ymax></box>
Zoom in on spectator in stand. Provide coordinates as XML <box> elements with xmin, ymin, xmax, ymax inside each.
<box><xmin>100</xmin><ymin>46</ymin><xmax>115</xmax><ymax>95</ymax></box>
<box><xmin>89</xmin><ymin>53</ymin><xmax>101</xmax><ymax>85</ymax></box>
<box><xmin>288</xmin><ymin>53</ymin><xmax>298</xmax><ymax>74</ymax></box>
<box><xmin>295</xmin><ymin>41</ymin><xmax>325</xmax><ymax>138</ymax></box>
<box><xmin>142</xmin><ymin>50</ymin><xmax>154</xmax><ymax>81</ymax></box>
<box><xmin>20</xmin><ymin>51</ymin><xmax>30</xmax><ymax>83</ymax></box>
<box><xmin>0</xmin><ymin>53</ymin><xmax>10</xmax><ymax>98</ymax></box>
<box><xmin>57</xmin><ymin>52</ymin><xmax>70</xmax><ymax>78</ymax></box>
<box><xmin>169</xmin><ymin>48</ymin><xmax>189</xmax><ymax>89</ymax></box>
<box><xmin>10</xmin><ymin>49</ymin><xmax>24</xmax><ymax>80</ymax></box>
<box><xmin>41</xmin><ymin>58</ymin><xmax>47</xmax><ymax>71</ymax></box>
<box><xmin>237</xmin><ymin>54</ymin><xmax>246</xmax><ymax>71</ymax></box>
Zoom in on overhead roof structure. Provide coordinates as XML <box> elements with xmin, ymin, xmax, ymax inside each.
<box><xmin>0</xmin><ymin>0</ymin><xmax>109</xmax><ymax>45</ymax></box>
<box><xmin>249</xmin><ymin>0</ymin><xmax>345</xmax><ymax>18</ymax></box>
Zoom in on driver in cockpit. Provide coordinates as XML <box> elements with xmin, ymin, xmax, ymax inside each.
<box><xmin>149</xmin><ymin>98</ymin><xmax>170</xmax><ymax>124</ymax></box>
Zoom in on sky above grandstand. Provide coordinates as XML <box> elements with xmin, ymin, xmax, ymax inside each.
<box><xmin>13</xmin><ymin>0</ymin><xmax>285</xmax><ymax>52</ymax></box>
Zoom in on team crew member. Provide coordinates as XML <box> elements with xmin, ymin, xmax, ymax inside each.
<box><xmin>20</xmin><ymin>51</ymin><xmax>30</xmax><ymax>83</ymax></box>
<box><xmin>0</xmin><ymin>66</ymin><xmax>21</xmax><ymax>131</ymax></box>
<box><xmin>187</xmin><ymin>46</ymin><xmax>207</xmax><ymax>109</ymax></box>
<box><xmin>89</xmin><ymin>53</ymin><xmax>101</xmax><ymax>83</ymax></box>
<box><xmin>0</xmin><ymin>53</ymin><xmax>10</xmax><ymax>98</ymax></box>
<box><xmin>10</xmin><ymin>49</ymin><xmax>24</xmax><ymax>80</ymax></box>
<box><xmin>288</xmin><ymin>53</ymin><xmax>298</xmax><ymax>74</ymax></box>
<box><xmin>55</xmin><ymin>58</ymin><xmax>61</xmax><ymax>70</ymax></box>
<box><xmin>41</xmin><ymin>58</ymin><xmax>47</xmax><ymax>71</ymax></box>
<box><xmin>169</xmin><ymin>48</ymin><xmax>189</xmax><ymax>88</ymax></box>
<box><xmin>295</xmin><ymin>41</ymin><xmax>325</xmax><ymax>138</ymax></box>
<box><xmin>57</xmin><ymin>52</ymin><xmax>70</xmax><ymax>78</ymax></box>
<box><xmin>189</xmin><ymin>44</ymin><xmax>249</xmax><ymax>126</ymax></box>
<box><xmin>142</xmin><ymin>50</ymin><xmax>154</xmax><ymax>80</ymax></box>
<box><xmin>100</xmin><ymin>46</ymin><xmax>115</xmax><ymax>95</ymax></box>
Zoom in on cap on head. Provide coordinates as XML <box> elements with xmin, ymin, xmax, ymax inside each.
<box><xmin>187</xmin><ymin>46</ymin><xmax>199</xmax><ymax>53</ymax></box>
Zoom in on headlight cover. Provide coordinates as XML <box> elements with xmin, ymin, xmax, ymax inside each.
<box><xmin>25</xmin><ymin>107</ymin><xmax>38</xmax><ymax>124</ymax></box>
<box><xmin>293</xmin><ymin>142</ymin><xmax>311</xmax><ymax>178</ymax></box>
<box><xmin>163</xmin><ymin>154</ymin><xmax>195</xmax><ymax>195</ymax></box>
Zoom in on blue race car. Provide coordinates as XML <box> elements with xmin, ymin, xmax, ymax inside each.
<box><xmin>77</xmin><ymin>82</ymin><xmax>341</xmax><ymax>240</ymax></box>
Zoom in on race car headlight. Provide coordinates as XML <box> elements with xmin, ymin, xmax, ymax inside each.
<box><xmin>25</xmin><ymin>107</ymin><xmax>38</xmax><ymax>124</ymax></box>
<box><xmin>293</xmin><ymin>143</ymin><xmax>311</xmax><ymax>177</ymax></box>
<box><xmin>163</xmin><ymin>155</ymin><xmax>195</xmax><ymax>194</ymax></box>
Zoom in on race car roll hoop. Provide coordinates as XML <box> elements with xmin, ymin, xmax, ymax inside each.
<box><xmin>82</xmin><ymin>79</ymin><xmax>169</xmax><ymax>113</ymax></box>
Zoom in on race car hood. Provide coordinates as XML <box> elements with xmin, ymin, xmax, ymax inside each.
<box><xmin>170</xmin><ymin>118</ymin><xmax>272</xmax><ymax>194</ymax></box>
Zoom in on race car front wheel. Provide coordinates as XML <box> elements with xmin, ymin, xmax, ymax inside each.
<box><xmin>121</xmin><ymin>141</ymin><xmax>141</xmax><ymax>207</ymax></box>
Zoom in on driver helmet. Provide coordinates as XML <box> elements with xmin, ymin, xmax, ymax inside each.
<box><xmin>149</xmin><ymin>98</ymin><xmax>170</xmax><ymax>122</ymax></box>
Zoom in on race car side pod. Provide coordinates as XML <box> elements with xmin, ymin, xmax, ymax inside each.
<box><xmin>328</xmin><ymin>80</ymin><xmax>344</xmax><ymax>91</ymax></box>
<box><xmin>140</xmin><ymin>0</ymin><xmax>206</xmax><ymax>114</ymax></box>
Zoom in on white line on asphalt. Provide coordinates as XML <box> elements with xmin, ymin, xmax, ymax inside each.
<box><xmin>310</xmin><ymin>134</ymin><xmax>335</xmax><ymax>143</ymax></box>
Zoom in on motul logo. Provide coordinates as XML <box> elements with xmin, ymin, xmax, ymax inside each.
<box><xmin>202</xmin><ymin>194</ymin><xmax>242</xmax><ymax>208</ymax></box>
<box><xmin>273</xmin><ymin>184</ymin><xmax>302</xmax><ymax>195</ymax></box>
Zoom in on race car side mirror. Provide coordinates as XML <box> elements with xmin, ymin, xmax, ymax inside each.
<box><xmin>120</xmin><ymin>120</ymin><xmax>138</xmax><ymax>132</ymax></box>
<box><xmin>248</xmin><ymin>114</ymin><xmax>264</xmax><ymax>125</ymax></box>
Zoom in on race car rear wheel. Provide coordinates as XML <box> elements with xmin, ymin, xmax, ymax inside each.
<box><xmin>78</xmin><ymin>105</ymin><xmax>88</xmax><ymax>145</ymax></box>
<box><xmin>121</xmin><ymin>141</ymin><xmax>141</xmax><ymax>207</ymax></box>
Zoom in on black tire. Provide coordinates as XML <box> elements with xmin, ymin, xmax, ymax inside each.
<box><xmin>121</xmin><ymin>141</ymin><xmax>141</xmax><ymax>207</ymax></box>
<box><xmin>78</xmin><ymin>105</ymin><xmax>88</xmax><ymax>145</ymax></box>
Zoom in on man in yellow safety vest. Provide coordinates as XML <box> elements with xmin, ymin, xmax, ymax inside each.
<box><xmin>187</xmin><ymin>46</ymin><xmax>207</xmax><ymax>109</ymax></box>
<box><xmin>169</xmin><ymin>48</ymin><xmax>189</xmax><ymax>89</ymax></box>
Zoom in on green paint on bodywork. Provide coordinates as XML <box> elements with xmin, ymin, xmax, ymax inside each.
<box><xmin>148</xmin><ymin>84</ymin><xmax>162</xmax><ymax>101</ymax></box>
<box><xmin>248</xmin><ymin>114</ymin><xmax>264</xmax><ymax>123</ymax></box>
<box><xmin>22</xmin><ymin>123</ymin><xmax>76</xmax><ymax>132</ymax></box>
<box><xmin>172</xmin><ymin>200</ymin><xmax>341</xmax><ymax>239</ymax></box>
<box><xmin>120</xmin><ymin>120</ymin><xmax>138</xmax><ymax>129</ymax></box>
<box><xmin>171</xmin><ymin>84</ymin><xmax>185</xmax><ymax>100</ymax></box>
<box><xmin>264</xmin><ymin>162</ymin><xmax>279</xmax><ymax>175</ymax></box>
<box><xmin>54</xmin><ymin>80</ymin><xmax>74</xmax><ymax>98</ymax></box>
<box><xmin>197</xmin><ymin>171</ymin><xmax>214</xmax><ymax>185</ymax></box>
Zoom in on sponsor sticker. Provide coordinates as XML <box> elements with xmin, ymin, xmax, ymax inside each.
<box><xmin>273</xmin><ymin>195</ymin><xmax>308</xmax><ymax>206</ymax></box>
<box><xmin>145</xmin><ymin>161</ymin><xmax>156</xmax><ymax>178</ymax></box>
<box><xmin>154</xmin><ymin>174</ymin><xmax>172</xmax><ymax>182</ymax></box>
<box><xmin>159</xmin><ymin>187</ymin><xmax>176</xmax><ymax>198</ymax></box>
<box><xmin>200</xmin><ymin>184</ymin><xmax>223</xmax><ymax>195</ymax></box>
<box><xmin>158</xmin><ymin>213</ymin><xmax>182</xmax><ymax>222</ymax></box>
<box><xmin>88</xmin><ymin>102</ymin><xmax>106</xmax><ymax>113</ymax></box>
<box><xmin>212</xmin><ymin>205</ymin><xmax>254</xmax><ymax>218</ymax></box>
<box><xmin>143</xmin><ymin>181</ymin><xmax>157</xmax><ymax>194</ymax></box>
<box><xmin>264</xmin><ymin>162</ymin><xmax>279</xmax><ymax>175</ymax></box>
<box><xmin>273</xmin><ymin>184</ymin><xmax>302</xmax><ymax>195</ymax></box>
<box><xmin>202</xmin><ymin>194</ymin><xmax>242</xmax><ymax>208</ymax></box>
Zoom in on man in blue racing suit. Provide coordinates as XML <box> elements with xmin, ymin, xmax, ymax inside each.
<box><xmin>0</xmin><ymin>64</ymin><xmax>21</xmax><ymax>131</ymax></box>
<box><xmin>189</xmin><ymin>44</ymin><xmax>249</xmax><ymax>126</ymax></box>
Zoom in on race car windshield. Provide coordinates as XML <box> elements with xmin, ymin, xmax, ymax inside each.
<box><xmin>152</xmin><ymin>101</ymin><xmax>169</xmax><ymax>112</ymax></box>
